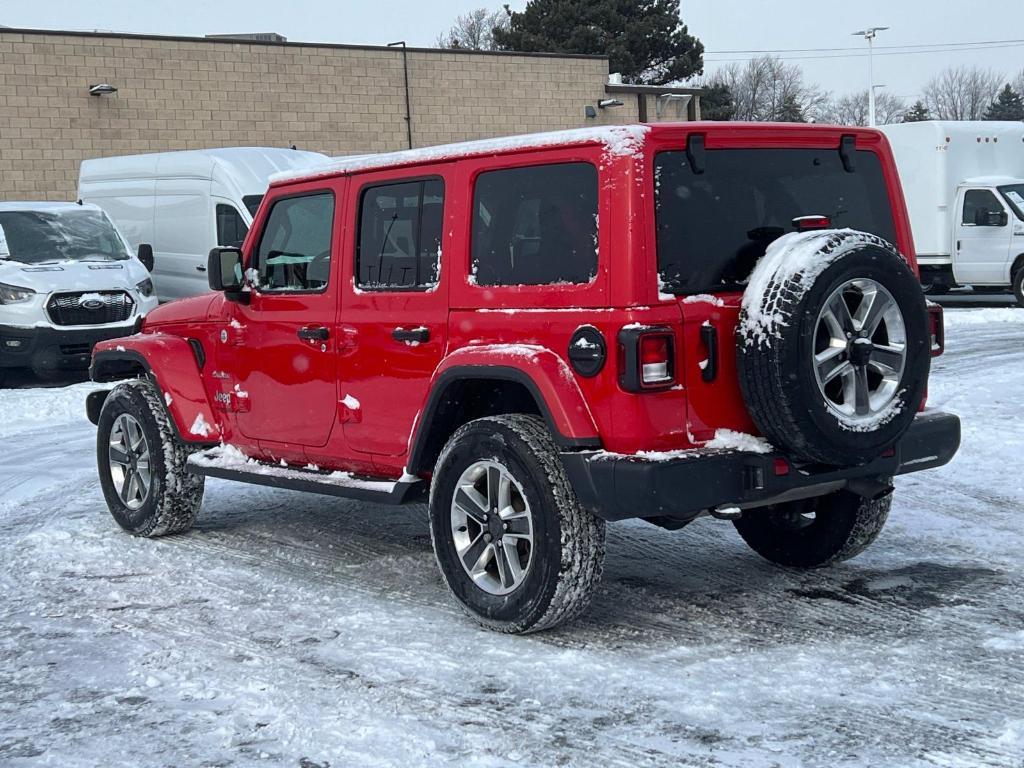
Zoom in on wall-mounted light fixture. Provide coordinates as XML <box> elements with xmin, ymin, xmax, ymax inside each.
<box><xmin>598</xmin><ymin>98</ymin><xmax>624</xmax><ymax>109</ymax></box>
<box><xmin>88</xmin><ymin>83</ymin><xmax>118</xmax><ymax>96</ymax></box>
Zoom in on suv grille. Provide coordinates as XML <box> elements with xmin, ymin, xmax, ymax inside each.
<box><xmin>47</xmin><ymin>291</ymin><xmax>134</xmax><ymax>327</ymax></box>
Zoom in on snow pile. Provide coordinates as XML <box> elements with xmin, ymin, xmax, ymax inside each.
<box><xmin>189</xmin><ymin>412</ymin><xmax>213</xmax><ymax>438</ymax></box>
<box><xmin>705</xmin><ymin>428</ymin><xmax>773</xmax><ymax>454</ymax></box>
<box><xmin>682</xmin><ymin>294</ymin><xmax>725</xmax><ymax>307</ymax></box>
<box><xmin>269</xmin><ymin>125</ymin><xmax>650</xmax><ymax>184</ymax></box>
<box><xmin>0</xmin><ymin>380</ymin><xmax>95</xmax><ymax>439</ymax></box>
<box><xmin>739</xmin><ymin>229</ymin><xmax>899</xmax><ymax>348</ymax></box>
<box><xmin>942</xmin><ymin>308</ymin><xmax>1024</xmax><ymax>329</ymax></box>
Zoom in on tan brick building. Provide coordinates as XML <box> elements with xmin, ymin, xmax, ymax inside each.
<box><xmin>0</xmin><ymin>27</ymin><xmax>701</xmax><ymax>200</ymax></box>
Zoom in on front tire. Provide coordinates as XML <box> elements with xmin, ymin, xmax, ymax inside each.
<box><xmin>733</xmin><ymin>489</ymin><xmax>891</xmax><ymax>568</ymax></box>
<box><xmin>96</xmin><ymin>379</ymin><xmax>204</xmax><ymax>537</ymax></box>
<box><xmin>1013</xmin><ymin>266</ymin><xmax>1024</xmax><ymax>308</ymax></box>
<box><xmin>429</xmin><ymin>415</ymin><xmax>605</xmax><ymax>633</ymax></box>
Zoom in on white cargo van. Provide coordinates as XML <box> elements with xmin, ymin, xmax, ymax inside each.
<box><xmin>880</xmin><ymin>121</ymin><xmax>1024</xmax><ymax>305</ymax></box>
<box><xmin>78</xmin><ymin>147</ymin><xmax>328</xmax><ymax>301</ymax></box>
<box><xmin>0</xmin><ymin>202</ymin><xmax>158</xmax><ymax>383</ymax></box>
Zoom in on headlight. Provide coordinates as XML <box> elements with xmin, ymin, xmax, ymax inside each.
<box><xmin>0</xmin><ymin>282</ymin><xmax>35</xmax><ymax>305</ymax></box>
<box><xmin>135</xmin><ymin>278</ymin><xmax>154</xmax><ymax>298</ymax></box>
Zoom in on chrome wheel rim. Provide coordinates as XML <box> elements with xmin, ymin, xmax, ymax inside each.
<box><xmin>108</xmin><ymin>413</ymin><xmax>151</xmax><ymax>511</ymax></box>
<box><xmin>813</xmin><ymin>278</ymin><xmax>907</xmax><ymax>423</ymax></box>
<box><xmin>450</xmin><ymin>460</ymin><xmax>534</xmax><ymax>596</ymax></box>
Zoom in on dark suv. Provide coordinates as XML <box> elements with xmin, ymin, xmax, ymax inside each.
<box><xmin>87</xmin><ymin>124</ymin><xmax>960</xmax><ymax>633</ymax></box>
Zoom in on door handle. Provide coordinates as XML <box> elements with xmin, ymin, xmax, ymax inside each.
<box><xmin>298</xmin><ymin>326</ymin><xmax>330</xmax><ymax>341</ymax></box>
<box><xmin>392</xmin><ymin>327</ymin><xmax>429</xmax><ymax>343</ymax></box>
<box><xmin>196</xmin><ymin>264</ymin><xmax>207</xmax><ymax>272</ymax></box>
<box><xmin>700</xmin><ymin>323</ymin><xmax>718</xmax><ymax>382</ymax></box>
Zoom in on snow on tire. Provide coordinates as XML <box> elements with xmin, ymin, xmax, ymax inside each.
<box><xmin>429</xmin><ymin>414</ymin><xmax>606</xmax><ymax>634</ymax></box>
<box><xmin>737</xmin><ymin>229</ymin><xmax>930</xmax><ymax>466</ymax></box>
<box><xmin>96</xmin><ymin>378</ymin><xmax>205</xmax><ymax>537</ymax></box>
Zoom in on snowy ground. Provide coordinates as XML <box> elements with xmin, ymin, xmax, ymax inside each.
<box><xmin>1</xmin><ymin>308</ymin><xmax>1023</xmax><ymax>768</ymax></box>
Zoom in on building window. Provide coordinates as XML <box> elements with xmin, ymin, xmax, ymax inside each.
<box><xmin>471</xmin><ymin>162</ymin><xmax>598</xmax><ymax>286</ymax></box>
<box><xmin>356</xmin><ymin>179</ymin><xmax>444</xmax><ymax>290</ymax></box>
<box><xmin>255</xmin><ymin>192</ymin><xmax>334</xmax><ymax>292</ymax></box>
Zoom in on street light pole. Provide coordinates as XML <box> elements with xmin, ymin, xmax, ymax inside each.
<box><xmin>852</xmin><ymin>26</ymin><xmax>889</xmax><ymax>127</ymax></box>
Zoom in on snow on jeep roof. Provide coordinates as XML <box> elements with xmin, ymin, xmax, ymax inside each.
<box><xmin>269</xmin><ymin>124</ymin><xmax>651</xmax><ymax>185</ymax></box>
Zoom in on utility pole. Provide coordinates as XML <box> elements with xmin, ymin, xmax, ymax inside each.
<box><xmin>852</xmin><ymin>26</ymin><xmax>889</xmax><ymax>127</ymax></box>
<box><xmin>388</xmin><ymin>41</ymin><xmax>413</xmax><ymax>150</ymax></box>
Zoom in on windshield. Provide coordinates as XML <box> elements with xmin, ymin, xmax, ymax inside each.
<box><xmin>0</xmin><ymin>209</ymin><xmax>130</xmax><ymax>264</ymax></box>
<box><xmin>655</xmin><ymin>148</ymin><xmax>898</xmax><ymax>294</ymax></box>
<box><xmin>999</xmin><ymin>185</ymin><xmax>1024</xmax><ymax>221</ymax></box>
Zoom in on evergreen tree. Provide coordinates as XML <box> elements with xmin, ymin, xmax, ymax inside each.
<box><xmin>699</xmin><ymin>82</ymin><xmax>734</xmax><ymax>121</ymax></box>
<box><xmin>777</xmin><ymin>94</ymin><xmax>806</xmax><ymax>123</ymax></box>
<box><xmin>983</xmin><ymin>84</ymin><xmax>1024</xmax><ymax>121</ymax></box>
<box><xmin>493</xmin><ymin>0</ymin><xmax>703</xmax><ymax>85</ymax></box>
<box><xmin>903</xmin><ymin>100</ymin><xmax>930</xmax><ymax>122</ymax></box>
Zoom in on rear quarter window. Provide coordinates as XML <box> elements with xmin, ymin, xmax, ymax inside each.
<box><xmin>655</xmin><ymin>148</ymin><xmax>897</xmax><ymax>294</ymax></box>
<box><xmin>471</xmin><ymin>162</ymin><xmax>598</xmax><ymax>286</ymax></box>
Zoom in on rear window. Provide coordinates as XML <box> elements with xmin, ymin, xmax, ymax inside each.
<box><xmin>654</xmin><ymin>148</ymin><xmax>897</xmax><ymax>294</ymax></box>
<box><xmin>471</xmin><ymin>162</ymin><xmax>598</xmax><ymax>286</ymax></box>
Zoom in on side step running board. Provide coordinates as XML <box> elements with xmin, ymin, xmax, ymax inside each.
<box><xmin>187</xmin><ymin>447</ymin><xmax>427</xmax><ymax>505</ymax></box>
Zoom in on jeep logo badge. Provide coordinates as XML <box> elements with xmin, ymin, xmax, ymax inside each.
<box><xmin>81</xmin><ymin>298</ymin><xmax>105</xmax><ymax>310</ymax></box>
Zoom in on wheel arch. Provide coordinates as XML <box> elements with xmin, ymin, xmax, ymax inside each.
<box><xmin>91</xmin><ymin>335</ymin><xmax>221</xmax><ymax>444</ymax></box>
<box><xmin>407</xmin><ymin>355</ymin><xmax>600</xmax><ymax>475</ymax></box>
<box><xmin>1011</xmin><ymin>252</ymin><xmax>1024</xmax><ymax>282</ymax></box>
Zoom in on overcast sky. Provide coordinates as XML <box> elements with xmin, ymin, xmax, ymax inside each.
<box><xmin>4</xmin><ymin>0</ymin><xmax>1023</xmax><ymax>102</ymax></box>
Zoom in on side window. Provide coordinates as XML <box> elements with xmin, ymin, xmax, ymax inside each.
<box><xmin>356</xmin><ymin>179</ymin><xmax>444</xmax><ymax>290</ymax></box>
<box><xmin>962</xmin><ymin>189</ymin><xmax>1003</xmax><ymax>226</ymax></box>
<box><xmin>471</xmin><ymin>162</ymin><xmax>598</xmax><ymax>286</ymax></box>
<box><xmin>216</xmin><ymin>203</ymin><xmax>248</xmax><ymax>249</ymax></box>
<box><xmin>255</xmin><ymin>192</ymin><xmax>334</xmax><ymax>292</ymax></box>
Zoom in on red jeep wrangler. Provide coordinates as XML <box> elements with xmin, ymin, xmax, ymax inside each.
<box><xmin>87</xmin><ymin>124</ymin><xmax>960</xmax><ymax>633</ymax></box>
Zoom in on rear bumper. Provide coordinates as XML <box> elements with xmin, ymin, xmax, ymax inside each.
<box><xmin>0</xmin><ymin>323</ymin><xmax>136</xmax><ymax>371</ymax></box>
<box><xmin>560</xmin><ymin>410</ymin><xmax>961</xmax><ymax>522</ymax></box>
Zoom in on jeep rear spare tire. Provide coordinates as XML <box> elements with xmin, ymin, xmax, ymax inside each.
<box><xmin>737</xmin><ymin>230</ymin><xmax>930</xmax><ymax>466</ymax></box>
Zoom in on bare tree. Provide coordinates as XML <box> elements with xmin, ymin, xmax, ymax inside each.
<box><xmin>923</xmin><ymin>66</ymin><xmax>1003</xmax><ymax>120</ymax></box>
<box><xmin>708</xmin><ymin>55</ymin><xmax>827</xmax><ymax>122</ymax></box>
<box><xmin>820</xmin><ymin>90</ymin><xmax>906</xmax><ymax>126</ymax></box>
<box><xmin>436</xmin><ymin>7</ymin><xmax>510</xmax><ymax>51</ymax></box>
<box><xmin>1015</xmin><ymin>69</ymin><xmax>1024</xmax><ymax>99</ymax></box>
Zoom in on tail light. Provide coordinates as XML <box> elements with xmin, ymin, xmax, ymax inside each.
<box><xmin>792</xmin><ymin>215</ymin><xmax>832</xmax><ymax>230</ymax></box>
<box><xmin>618</xmin><ymin>326</ymin><xmax>675</xmax><ymax>392</ymax></box>
<box><xmin>927</xmin><ymin>302</ymin><xmax>944</xmax><ymax>357</ymax></box>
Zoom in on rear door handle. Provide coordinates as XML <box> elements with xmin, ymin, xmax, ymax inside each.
<box><xmin>196</xmin><ymin>265</ymin><xmax>207</xmax><ymax>272</ymax></box>
<box><xmin>298</xmin><ymin>326</ymin><xmax>329</xmax><ymax>341</ymax></box>
<box><xmin>392</xmin><ymin>327</ymin><xmax>429</xmax><ymax>343</ymax></box>
<box><xmin>700</xmin><ymin>323</ymin><xmax>718</xmax><ymax>382</ymax></box>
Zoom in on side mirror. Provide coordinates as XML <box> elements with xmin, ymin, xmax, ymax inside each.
<box><xmin>137</xmin><ymin>243</ymin><xmax>154</xmax><ymax>272</ymax></box>
<box><xmin>991</xmin><ymin>210</ymin><xmax>1009</xmax><ymax>227</ymax></box>
<box><xmin>208</xmin><ymin>247</ymin><xmax>247</xmax><ymax>303</ymax></box>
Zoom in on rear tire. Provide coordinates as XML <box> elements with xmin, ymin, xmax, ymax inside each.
<box><xmin>96</xmin><ymin>379</ymin><xmax>204</xmax><ymax>537</ymax></box>
<box><xmin>733</xmin><ymin>489</ymin><xmax>891</xmax><ymax>568</ymax></box>
<box><xmin>429</xmin><ymin>414</ymin><xmax>605</xmax><ymax>633</ymax></box>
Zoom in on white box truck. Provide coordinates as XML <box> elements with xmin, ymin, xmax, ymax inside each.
<box><xmin>880</xmin><ymin>121</ymin><xmax>1024</xmax><ymax>305</ymax></box>
<box><xmin>78</xmin><ymin>147</ymin><xmax>327</xmax><ymax>301</ymax></box>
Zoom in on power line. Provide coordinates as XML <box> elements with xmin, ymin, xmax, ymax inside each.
<box><xmin>704</xmin><ymin>37</ymin><xmax>1024</xmax><ymax>55</ymax></box>
<box><xmin>705</xmin><ymin>41</ymin><xmax>1024</xmax><ymax>64</ymax></box>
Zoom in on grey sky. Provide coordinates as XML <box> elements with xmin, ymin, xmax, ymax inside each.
<box><xmin>3</xmin><ymin>0</ymin><xmax>1023</xmax><ymax>102</ymax></box>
